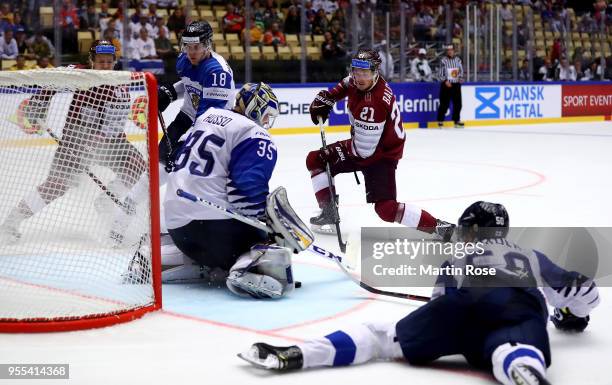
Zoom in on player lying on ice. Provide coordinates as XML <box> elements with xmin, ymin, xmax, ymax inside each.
<box><xmin>239</xmin><ymin>201</ymin><xmax>601</xmax><ymax>385</ymax></box>
<box><xmin>161</xmin><ymin>82</ymin><xmax>314</xmax><ymax>299</ymax></box>
<box><xmin>307</xmin><ymin>49</ymin><xmax>455</xmax><ymax>241</ymax></box>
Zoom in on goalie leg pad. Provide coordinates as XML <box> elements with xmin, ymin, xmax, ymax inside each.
<box><xmin>226</xmin><ymin>244</ymin><xmax>294</xmax><ymax>299</ymax></box>
<box><xmin>266</xmin><ymin>186</ymin><xmax>314</xmax><ymax>253</ymax></box>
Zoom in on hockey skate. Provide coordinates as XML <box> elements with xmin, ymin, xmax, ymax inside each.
<box><xmin>121</xmin><ymin>248</ymin><xmax>151</xmax><ymax>284</ymax></box>
<box><xmin>509</xmin><ymin>364</ymin><xmax>551</xmax><ymax>385</ymax></box>
<box><xmin>238</xmin><ymin>343</ymin><xmax>303</xmax><ymax>371</ymax></box>
<box><xmin>309</xmin><ymin>201</ymin><xmax>339</xmax><ymax>235</ymax></box>
<box><xmin>435</xmin><ymin>219</ymin><xmax>456</xmax><ymax>242</ymax></box>
<box><xmin>0</xmin><ymin>222</ymin><xmax>21</xmax><ymax>245</ymax></box>
<box><xmin>454</xmin><ymin>121</ymin><xmax>465</xmax><ymax>128</ymax></box>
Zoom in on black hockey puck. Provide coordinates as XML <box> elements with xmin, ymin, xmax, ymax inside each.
<box><xmin>295</xmin><ymin>281</ymin><xmax>302</xmax><ymax>288</ymax></box>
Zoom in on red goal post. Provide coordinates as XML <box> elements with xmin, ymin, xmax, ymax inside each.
<box><xmin>0</xmin><ymin>69</ymin><xmax>161</xmax><ymax>332</ymax></box>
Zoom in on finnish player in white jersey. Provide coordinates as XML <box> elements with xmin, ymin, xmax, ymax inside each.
<box><xmin>239</xmin><ymin>201</ymin><xmax>601</xmax><ymax>385</ymax></box>
<box><xmin>162</xmin><ymin>82</ymin><xmax>314</xmax><ymax>299</ymax></box>
<box><xmin>157</xmin><ymin>20</ymin><xmax>235</xmax><ymax>179</ymax></box>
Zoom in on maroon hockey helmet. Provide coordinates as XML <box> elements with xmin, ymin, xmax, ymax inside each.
<box><xmin>351</xmin><ymin>49</ymin><xmax>382</xmax><ymax>72</ymax></box>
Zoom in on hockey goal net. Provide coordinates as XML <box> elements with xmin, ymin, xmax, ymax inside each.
<box><xmin>0</xmin><ymin>68</ymin><xmax>161</xmax><ymax>332</ymax></box>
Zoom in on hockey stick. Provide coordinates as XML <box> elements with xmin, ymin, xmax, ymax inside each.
<box><xmin>176</xmin><ymin>189</ymin><xmax>349</xmax><ymax>266</ymax></box>
<box><xmin>308</xmin><ymin>242</ymin><xmax>430</xmax><ymax>303</ymax></box>
<box><xmin>176</xmin><ymin>189</ymin><xmax>429</xmax><ymax>302</ymax></box>
<box><xmin>318</xmin><ymin>118</ymin><xmax>346</xmax><ymax>253</ymax></box>
<box><xmin>40</xmin><ymin>125</ymin><xmax>134</xmax><ymax>215</ymax></box>
<box><xmin>158</xmin><ymin>111</ymin><xmax>175</xmax><ymax>173</ymax></box>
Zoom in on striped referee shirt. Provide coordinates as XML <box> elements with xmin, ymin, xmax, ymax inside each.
<box><xmin>438</xmin><ymin>55</ymin><xmax>463</xmax><ymax>83</ymax></box>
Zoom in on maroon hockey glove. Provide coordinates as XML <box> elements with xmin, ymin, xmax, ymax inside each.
<box><xmin>309</xmin><ymin>90</ymin><xmax>335</xmax><ymax>125</ymax></box>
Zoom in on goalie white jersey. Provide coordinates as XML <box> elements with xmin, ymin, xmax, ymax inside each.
<box><xmin>164</xmin><ymin>107</ymin><xmax>277</xmax><ymax>229</ymax></box>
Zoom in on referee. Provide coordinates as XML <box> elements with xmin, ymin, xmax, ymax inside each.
<box><xmin>436</xmin><ymin>44</ymin><xmax>464</xmax><ymax>128</ymax></box>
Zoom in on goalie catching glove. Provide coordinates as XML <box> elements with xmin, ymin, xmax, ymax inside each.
<box><xmin>265</xmin><ymin>186</ymin><xmax>314</xmax><ymax>253</ymax></box>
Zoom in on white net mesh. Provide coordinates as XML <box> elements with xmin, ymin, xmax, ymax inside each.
<box><xmin>0</xmin><ymin>68</ymin><xmax>158</xmax><ymax>324</ymax></box>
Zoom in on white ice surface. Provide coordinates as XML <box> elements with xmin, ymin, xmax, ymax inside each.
<box><xmin>1</xmin><ymin>121</ymin><xmax>611</xmax><ymax>385</ymax></box>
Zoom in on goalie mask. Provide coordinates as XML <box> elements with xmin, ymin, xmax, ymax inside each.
<box><xmin>235</xmin><ymin>82</ymin><xmax>279</xmax><ymax>129</ymax></box>
<box><xmin>266</xmin><ymin>187</ymin><xmax>314</xmax><ymax>253</ymax></box>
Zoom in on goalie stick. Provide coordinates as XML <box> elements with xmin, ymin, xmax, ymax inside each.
<box><xmin>318</xmin><ymin>118</ymin><xmax>346</xmax><ymax>253</ymax></box>
<box><xmin>176</xmin><ymin>189</ymin><xmax>430</xmax><ymax>303</ymax></box>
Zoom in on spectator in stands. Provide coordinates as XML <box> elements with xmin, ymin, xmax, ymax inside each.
<box><xmin>284</xmin><ymin>5</ymin><xmax>300</xmax><ymax>35</ymax></box>
<box><xmin>537</xmin><ymin>58</ymin><xmax>554</xmax><ymax>81</ymax></box>
<box><xmin>167</xmin><ymin>7</ymin><xmax>186</xmax><ymax>35</ymax></box>
<box><xmin>99</xmin><ymin>1</ymin><xmax>110</xmax><ymax>20</ymax></box>
<box><xmin>243</xmin><ymin>16</ymin><xmax>264</xmax><ymax>45</ymax></box>
<box><xmin>134</xmin><ymin>28</ymin><xmax>157</xmax><ymax>59</ymax></box>
<box><xmin>27</xmin><ymin>30</ymin><xmax>54</xmax><ymax>59</ymax></box>
<box><xmin>312</xmin><ymin>0</ymin><xmax>337</xmax><ymax>14</ymax></box>
<box><xmin>0</xmin><ymin>27</ymin><xmax>18</xmax><ymax>59</ymax></box>
<box><xmin>104</xmin><ymin>17</ymin><xmax>123</xmax><ymax>41</ymax></box>
<box><xmin>60</xmin><ymin>0</ymin><xmax>79</xmax><ymax>52</ymax></box>
<box><xmin>152</xmin><ymin>17</ymin><xmax>169</xmax><ymax>39</ymax></box>
<box><xmin>223</xmin><ymin>3</ymin><xmax>245</xmax><ymax>35</ymax></box>
<box><xmin>304</xmin><ymin>1</ymin><xmax>316</xmax><ymax>29</ymax></box>
<box><xmin>81</xmin><ymin>3</ymin><xmax>100</xmax><ymax>31</ymax></box>
<box><xmin>557</xmin><ymin>57</ymin><xmax>576</xmax><ymax>81</ymax></box>
<box><xmin>551</xmin><ymin>10</ymin><xmax>566</xmax><ymax>34</ymax></box>
<box><xmin>14</xmin><ymin>27</ymin><xmax>32</xmax><ymax>58</ymax></box>
<box><xmin>500</xmin><ymin>1</ymin><xmax>513</xmax><ymax>21</ymax></box>
<box><xmin>11</xmin><ymin>13</ymin><xmax>25</xmax><ymax>33</ymax></box>
<box><xmin>8</xmin><ymin>54</ymin><xmax>33</xmax><ymax>70</ymax></box>
<box><xmin>125</xmin><ymin>34</ymin><xmax>141</xmax><ymax>60</ymax></box>
<box><xmin>410</xmin><ymin>48</ymin><xmax>433</xmax><ymax>81</ymax></box>
<box><xmin>103</xmin><ymin>26</ymin><xmax>121</xmax><ymax>58</ymax></box>
<box><xmin>263</xmin><ymin>0</ymin><xmax>281</xmax><ymax>30</ymax></box>
<box><xmin>574</xmin><ymin>59</ymin><xmax>586</xmax><ymax>81</ymax></box>
<box><xmin>154</xmin><ymin>26</ymin><xmax>174</xmax><ymax>59</ymax></box>
<box><xmin>518</xmin><ymin>58</ymin><xmax>531</xmax><ymax>80</ymax></box>
<box><xmin>328</xmin><ymin>19</ymin><xmax>344</xmax><ymax>39</ymax></box>
<box><xmin>130</xmin><ymin>6</ymin><xmax>142</xmax><ymax>24</ymax></box>
<box><xmin>146</xmin><ymin>3</ymin><xmax>159</xmax><ymax>25</ymax></box>
<box><xmin>330</xmin><ymin>8</ymin><xmax>346</xmax><ymax>31</ymax></box>
<box><xmin>414</xmin><ymin>6</ymin><xmax>434</xmax><ymax>40</ymax></box>
<box><xmin>0</xmin><ymin>3</ymin><xmax>13</xmax><ymax>30</ymax></box>
<box><xmin>132</xmin><ymin>15</ymin><xmax>154</xmax><ymax>39</ymax></box>
<box><xmin>36</xmin><ymin>55</ymin><xmax>53</xmax><ymax>69</ymax></box>
<box><xmin>252</xmin><ymin>0</ymin><xmax>266</xmax><ymax>27</ymax></box>
<box><xmin>335</xmin><ymin>30</ymin><xmax>346</xmax><ymax>52</ymax></box>
<box><xmin>312</xmin><ymin>8</ymin><xmax>328</xmax><ymax>35</ymax></box>
<box><xmin>321</xmin><ymin>31</ymin><xmax>344</xmax><ymax>60</ymax></box>
<box><xmin>263</xmin><ymin>21</ymin><xmax>285</xmax><ymax>47</ymax></box>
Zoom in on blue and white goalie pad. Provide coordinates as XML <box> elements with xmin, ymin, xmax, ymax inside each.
<box><xmin>266</xmin><ymin>187</ymin><xmax>314</xmax><ymax>253</ymax></box>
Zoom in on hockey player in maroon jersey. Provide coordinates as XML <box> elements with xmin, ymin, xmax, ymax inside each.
<box><xmin>0</xmin><ymin>40</ymin><xmax>148</xmax><ymax>244</ymax></box>
<box><xmin>307</xmin><ymin>49</ymin><xmax>454</xmax><ymax>240</ymax></box>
